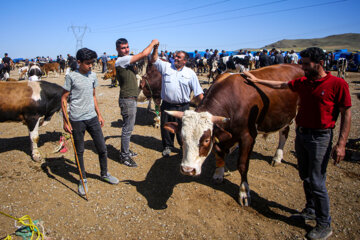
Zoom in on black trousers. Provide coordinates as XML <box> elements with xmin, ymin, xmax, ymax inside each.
<box><xmin>160</xmin><ymin>101</ymin><xmax>189</xmax><ymax>149</ymax></box>
<box><xmin>70</xmin><ymin>116</ymin><xmax>108</xmax><ymax>178</ymax></box>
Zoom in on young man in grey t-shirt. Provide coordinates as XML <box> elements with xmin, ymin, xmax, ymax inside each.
<box><xmin>61</xmin><ymin>48</ymin><xmax>119</xmax><ymax>196</ymax></box>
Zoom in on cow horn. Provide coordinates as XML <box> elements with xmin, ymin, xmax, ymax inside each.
<box><xmin>165</xmin><ymin>110</ymin><xmax>184</xmax><ymax>119</ymax></box>
<box><xmin>211</xmin><ymin>116</ymin><xmax>230</xmax><ymax>124</ymax></box>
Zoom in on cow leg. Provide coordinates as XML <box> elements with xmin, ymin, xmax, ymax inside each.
<box><xmin>213</xmin><ymin>154</ymin><xmax>225</xmax><ymax>183</ymax></box>
<box><xmin>238</xmin><ymin>133</ymin><xmax>255</xmax><ymax>206</ymax></box>
<box><xmin>27</xmin><ymin>117</ymin><xmax>42</xmax><ymax>161</ymax></box>
<box><xmin>272</xmin><ymin>125</ymin><xmax>290</xmax><ymax>166</ymax></box>
<box><xmin>153</xmin><ymin>104</ymin><xmax>160</xmax><ymax>128</ymax></box>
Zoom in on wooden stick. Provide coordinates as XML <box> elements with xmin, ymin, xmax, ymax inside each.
<box><xmin>64</xmin><ymin>110</ymin><xmax>89</xmax><ymax>201</ymax></box>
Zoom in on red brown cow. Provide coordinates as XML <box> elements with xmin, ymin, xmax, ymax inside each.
<box><xmin>139</xmin><ymin>62</ymin><xmax>162</xmax><ymax>107</ymax></box>
<box><xmin>41</xmin><ymin>62</ymin><xmax>60</xmax><ymax>77</ymax></box>
<box><xmin>0</xmin><ymin>81</ymin><xmax>63</xmax><ymax>161</ymax></box>
<box><xmin>164</xmin><ymin>64</ymin><xmax>304</xmax><ymax>206</ymax></box>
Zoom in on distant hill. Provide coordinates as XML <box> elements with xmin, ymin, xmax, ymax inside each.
<box><xmin>262</xmin><ymin>33</ymin><xmax>360</xmax><ymax>52</ymax></box>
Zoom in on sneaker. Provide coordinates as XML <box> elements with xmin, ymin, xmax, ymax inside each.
<box><xmin>78</xmin><ymin>179</ymin><xmax>88</xmax><ymax>196</ymax></box>
<box><xmin>290</xmin><ymin>208</ymin><xmax>316</xmax><ymax>221</ymax></box>
<box><xmin>101</xmin><ymin>173</ymin><xmax>119</xmax><ymax>185</ymax></box>
<box><xmin>306</xmin><ymin>224</ymin><xmax>332</xmax><ymax>240</ymax></box>
<box><xmin>120</xmin><ymin>155</ymin><xmax>138</xmax><ymax>167</ymax></box>
<box><xmin>162</xmin><ymin>147</ymin><xmax>171</xmax><ymax>157</ymax></box>
<box><xmin>129</xmin><ymin>150</ymin><xmax>138</xmax><ymax>157</ymax></box>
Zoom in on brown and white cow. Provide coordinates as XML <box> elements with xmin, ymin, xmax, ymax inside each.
<box><xmin>0</xmin><ymin>81</ymin><xmax>63</xmax><ymax>161</ymax></box>
<box><xmin>18</xmin><ymin>66</ymin><xmax>29</xmax><ymax>80</ymax></box>
<box><xmin>164</xmin><ymin>64</ymin><xmax>304</xmax><ymax>206</ymax></box>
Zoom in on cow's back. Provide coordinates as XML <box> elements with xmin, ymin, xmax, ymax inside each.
<box><xmin>198</xmin><ymin>64</ymin><xmax>304</xmax><ymax>134</ymax></box>
<box><xmin>0</xmin><ymin>82</ymin><xmax>34</xmax><ymax>121</ymax></box>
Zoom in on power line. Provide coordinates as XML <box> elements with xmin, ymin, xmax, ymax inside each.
<box><xmin>94</xmin><ymin>0</ymin><xmax>287</xmax><ymax>33</ymax></box>
<box><xmin>93</xmin><ymin>0</ymin><xmax>229</xmax><ymax>32</ymax></box>
<box><xmin>100</xmin><ymin>0</ymin><xmax>347</xmax><ymax>34</ymax></box>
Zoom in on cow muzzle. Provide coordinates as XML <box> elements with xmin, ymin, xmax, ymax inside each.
<box><xmin>180</xmin><ymin>165</ymin><xmax>198</xmax><ymax>176</ymax></box>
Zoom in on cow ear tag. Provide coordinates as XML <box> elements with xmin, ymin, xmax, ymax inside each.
<box><xmin>214</xmin><ymin>137</ymin><xmax>220</xmax><ymax>143</ymax></box>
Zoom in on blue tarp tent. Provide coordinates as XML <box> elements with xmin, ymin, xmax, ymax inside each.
<box><xmin>13</xmin><ymin>58</ymin><xmax>24</xmax><ymax>63</ymax></box>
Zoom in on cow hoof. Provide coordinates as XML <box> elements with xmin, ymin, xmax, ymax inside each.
<box><xmin>32</xmin><ymin>150</ymin><xmax>42</xmax><ymax>162</ymax></box>
<box><xmin>271</xmin><ymin>160</ymin><xmax>281</xmax><ymax>167</ymax></box>
<box><xmin>32</xmin><ymin>154</ymin><xmax>42</xmax><ymax>162</ymax></box>
<box><xmin>238</xmin><ymin>196</ymin><xmax>250</xmax><ymax>207</ymax></box>
<box><xmin>239</xmin><ymin>182</ymin><xmax>251</xmax><ymax>206</ymax></box>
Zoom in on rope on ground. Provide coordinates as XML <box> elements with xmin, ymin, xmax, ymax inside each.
<box><xmin>0</xmin><ymin>210</ymin><xmax>44</xmax><ymax>240</ymax></box>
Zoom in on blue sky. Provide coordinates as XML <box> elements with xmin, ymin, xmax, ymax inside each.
<box><xmin>1</xmin><ymin>0</ymin><xmax>359</xmax><ymax>59</ymax></box>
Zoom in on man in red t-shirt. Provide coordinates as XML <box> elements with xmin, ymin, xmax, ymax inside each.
<box><xmin>244</xmin><ymin>47</ymin><xmax>351</xmax><ymax>240</ymax></box>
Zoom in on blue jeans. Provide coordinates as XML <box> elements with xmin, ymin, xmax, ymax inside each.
<box><xmin>295</xmin><ymin>127</ymin><xmax>333</xmax><ymax>226</ymax></box>
<box><xmin>70</xmin><ymin>116</ymin><xmax>108</xmax><ymax>178</ymax></box>
<box><xmin>119</xmin><ymin>98</ymin><xmax>137</xmax><ymax>157</ymax></box>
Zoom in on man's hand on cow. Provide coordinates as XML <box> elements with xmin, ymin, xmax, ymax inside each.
<box><xmin>243</xmin><ymin>71</ymin><xmax>258</xmax><ymax>82</ymax></box>
<box><xmin>331</xmin><ymin>144</ymin><xmax>346</xmax><ymax>165</ymax></box>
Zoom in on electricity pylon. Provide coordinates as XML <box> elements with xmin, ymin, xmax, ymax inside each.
<box><xmin>68</xmin><ymin>25</ymin><xmax>90</xmax><ymax>52</ymax></box>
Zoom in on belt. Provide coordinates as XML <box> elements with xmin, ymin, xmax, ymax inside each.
<box><xmin>297</xmin><ymin>126</ymin><xmax>331</xmax><ymax>134</ymax></box>
<box><xmin>119</xmin><ymin>96</ymin><xmax>137</xmax><ymax>100</ymax></box>
<box><xmin>163</xmin><ymin>101</ymin><xmax>190</xmax><ymax>107</ymax></box>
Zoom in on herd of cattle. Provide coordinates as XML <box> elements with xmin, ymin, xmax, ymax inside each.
<box><xmin>0</xmin><ymin>55</ymin><xmax>311</xmax><ymax>205</ymax></box>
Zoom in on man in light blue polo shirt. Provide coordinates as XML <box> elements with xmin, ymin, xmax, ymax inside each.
<box><xmin>151</xmin><ymin>44</ymin><xmax>204</xmax><ymax>157</ymax></box>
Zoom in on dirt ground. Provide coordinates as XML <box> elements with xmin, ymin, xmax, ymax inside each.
<box><xmin>0</xmin><ymin>66</ymin><xmax>359</xmax><ymax>240</ymax></box>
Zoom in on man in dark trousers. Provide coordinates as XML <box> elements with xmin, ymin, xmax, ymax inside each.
<box><xmin>244</xmin><ymin>47</ymin><xmax>351</xmax><ymax>240</ymax></box>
